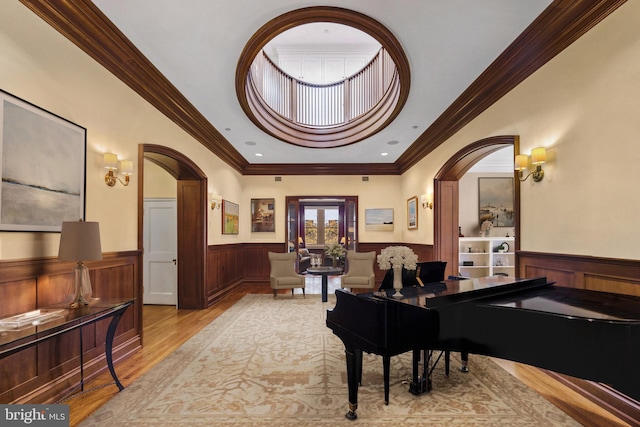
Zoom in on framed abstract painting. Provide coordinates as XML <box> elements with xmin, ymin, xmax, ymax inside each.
<box><xmin>222</xmin><ymin>199</ymin><xmax>239</xmax><ymax>234</ymax></box>
<box><xmin>0</xmin><ymin>90</ymin><xmax>86</xmax><ymax>232</ymax></box>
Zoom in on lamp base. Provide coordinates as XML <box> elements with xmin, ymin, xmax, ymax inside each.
<box><xmin>69</xmin><ymin>262</ymin><xmax>92</xmax><ymax>309</ymax></box>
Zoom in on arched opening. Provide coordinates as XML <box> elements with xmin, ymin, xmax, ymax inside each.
<box><xmin>433</xmin><ymin>136</ymin><xmax>520</xmax><ymax>279</ymax></box>
<box><xmin>138</xmin><ymin>144</ymin><xmax>208</xmax><ymax>309</ymax></box>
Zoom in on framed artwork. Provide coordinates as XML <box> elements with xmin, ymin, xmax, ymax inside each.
<box><xmin>251</xmin><ymin>198</ymin><xmax>275</xmax><ymax>232</ymax></box>
<box><xmin>478</xmin><ymin>177</ymin><xmax>514</xmax><ymax>227</ymax></box>
<box><xmin>365</xmin><ymin>208</ymin><xmax>393</xmax><ymax>231</ymax></box>
<box><xmin>407</xmin><ymin>196</ymin><xmax>418</xmax><ymax>230</ymax></box>
<box><xmin>0</xmin><ymin>90</ymin><xmax>86</xmax><ymax>232</ymax></box>
<box><xmin>222</xmin><ymin>200</ymin><xmax>239</xmax><ymax>234</ymax></box>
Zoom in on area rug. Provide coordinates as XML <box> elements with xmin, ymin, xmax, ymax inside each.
<box><xmin>80</xmin><ymin>294</ymin><xmax>579</xmax><ymax>426</ymax></box>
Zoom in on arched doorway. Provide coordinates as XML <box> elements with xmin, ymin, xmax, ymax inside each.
<box><xmin>433</xmin><ymin>136</ymin><xmax>520</xmax><ymax>279</ymax></box>
<box><xmin>138</xmin><ymin>144</ymin><xmax>208</xmax><ymax>309</ymax></box>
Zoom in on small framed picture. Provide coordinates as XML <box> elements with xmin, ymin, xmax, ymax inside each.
<box><xmin>365</xmin><ymin>208</ymin><xmax>394</xmax><ymax>231</ymax></box>
<box><xmin>407</xmin><ymin>196</ymin><xmax>418</xmax><ymax>230</ymax></box>
<box><xmin>478</xmin><ymin>177</ymin><xmax>514</xmax><ymax>227</ymax></box>
<box><xmin>251</xmin><ymin>198</ymin><xmax>275</xmax><ymax>232</ymax></box>
<box><xmin>222</xmin><ymin>200</ymin><xmax>239</xmax><ymax>234</ymax></box>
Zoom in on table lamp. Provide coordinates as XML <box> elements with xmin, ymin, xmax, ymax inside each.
<box><xmin>58</xmin><ymin>220</ymin><xmax>103</xmax><ymax>308</ymax></box>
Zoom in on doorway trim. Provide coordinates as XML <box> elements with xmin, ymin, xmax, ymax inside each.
<box><xmin>139</xmin><ymin>144</ymin><xmax>208</xmax><ymax>309</ymax></box>
<box><xmin>433</xmin><ymin>135</ymin><xmax>519</xmax><ymax>278</ymax></box>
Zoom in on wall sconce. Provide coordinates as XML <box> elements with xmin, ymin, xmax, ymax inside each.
<box><xmin>421</xmin><ymin>193</ymin><xmax>433</xmax><ymax>209</ymax></box>
<box><xmin>210</xmin><ymin>193</ymin><xmax>222</xmax><ymax>210</ymax></box>
<box><xmin>104</xmin><ymin>153</ymin><xmax>133</xmax><ymax>186</ymax></box>
<box><xmin>515</xmin><ymin>147</ymin><xmax>546</xmax><ymax>182</ymax></box>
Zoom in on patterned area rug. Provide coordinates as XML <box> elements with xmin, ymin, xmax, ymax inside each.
<box><xmin>81</xmin><ymin>294</ymin><xmax>579</xmax><ymax>426</ymax></box>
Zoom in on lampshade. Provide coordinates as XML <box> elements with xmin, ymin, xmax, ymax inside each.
<box><xmin>103</xmin><ymin>153</ymin><xmax>118</xmax><ymax>170</ymax></box>
<box><xmin>531</xmin><ymin>147</ymin><xmax>546</xmax><ymax>165</ymax></box>
<box><xmin>514</xmin><ymin>154</ymin><xmax>528</xmax><ymax>171</ymax></box>
<box><xmin>120</xmin><ymin>160</ymin><xmax>134</xmax><ymax>176</ymax></box>
<box><xmin>58</xmin><ymin>221</ymin><xmax>103</xmax><ymax>262</ymax></box>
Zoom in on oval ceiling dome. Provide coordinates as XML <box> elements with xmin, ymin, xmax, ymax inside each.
<box><xmin>236</xmin><ymin>7</ymin><xmax>411</xmax><ymax>149</ymax></box>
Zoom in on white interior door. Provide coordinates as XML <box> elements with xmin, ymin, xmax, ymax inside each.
<box><xmin>143</xmin><ymin>198</ymin><xmax>177</xmax><ymax>305</ymax></box>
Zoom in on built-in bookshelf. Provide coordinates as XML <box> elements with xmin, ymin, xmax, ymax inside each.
<box><xmin>458</xmin><ymin>237</ymin><xmax>515</xmax><ymax>278</ymax></box>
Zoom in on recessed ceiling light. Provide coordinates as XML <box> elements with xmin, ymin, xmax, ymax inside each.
<box><xmin>381</xmin><ymin>152</ymin><xmax>389</xmax><ymax>156</ymax></box>
<box><xmin>387</xmin><ymin>140</ymin><xmax>399</xmax><ymax>145</ymax></box>
<box><xmin>255</xmin><ymin>153</ymin><xmax>263</xmax><ymax>157</ymax></box>
<box><xmin>245</xmin><ymin>141</ymin><xmax>256</xmax><ymax>146</ymax></box>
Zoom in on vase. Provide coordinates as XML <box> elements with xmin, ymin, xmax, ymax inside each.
<box><xmin>332</xmin><ymin>257</ymin><xmax>340</xmax><ymax>268</ymax></box>
<box><xmin>392</xmin><ymin>265</ymin><xmax>403</xmax><ymax>297</ymax></box>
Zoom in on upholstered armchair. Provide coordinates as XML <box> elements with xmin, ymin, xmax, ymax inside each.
<box><xmin>268</xmin><ymin>252</ymin><xmax>306</xmax><ymax>298</ymax></box>
<box><xmin>340</xmin><ymin>250</ymin><xmax>376</xmax><ymax>290</ymax></box>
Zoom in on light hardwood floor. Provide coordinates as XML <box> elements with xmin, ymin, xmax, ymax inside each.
<box><xmin>65</xmin><ymin>279</ymin><xmax>631</xmax><ymax>426</ymax></box>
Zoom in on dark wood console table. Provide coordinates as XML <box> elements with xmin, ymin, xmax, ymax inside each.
<box><xmin>0</xmin><ymin>299</ymin><xmax>134</xmax><ymax>396</ymax></box>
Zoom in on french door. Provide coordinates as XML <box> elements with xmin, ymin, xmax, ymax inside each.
<box><xmin>286</xmin><ymin>196</ymin><xmax>357</xmax><ymax>253</ymax></box>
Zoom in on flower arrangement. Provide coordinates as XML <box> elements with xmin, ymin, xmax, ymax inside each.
<box><xmin>325</xmin><ymin>242</ymin><xmax>346</xmax><ymax>259</ymax></box>
<box><xmin>377</xmin><ymin>246</ymin><xmax>418</xmax><ymax>271</ymax></box>
<box><xmin>481</xmin><ymin>220</ymin><xmax>494</xmax><ymax>236</ymax></box>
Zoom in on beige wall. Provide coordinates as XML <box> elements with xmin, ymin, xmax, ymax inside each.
<box><xmin>405</xmin><ymin>0</ymin><xmax>640</xmax><ymax>260</ymax></box>
<box><xmin>1</xmin><ymin>1</ymin><xmax>639</xmax><ymax>262</ymax></box>
<box><xmin>0</xmin><ymin>1</ymin><xmax>242</xmax><ymax>259</ymax></box>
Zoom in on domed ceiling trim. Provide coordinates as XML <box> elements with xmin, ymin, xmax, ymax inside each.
<box><xmin>236</xmin><ymin>6</ymin><xmax>411</xmax><ymax>149</ymax></box>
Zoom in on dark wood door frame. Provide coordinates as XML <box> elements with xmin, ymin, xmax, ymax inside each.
<box><xmin>433</xmin><ymin>136</ymin><xmax>520</xmax><ymax>278</ymax></box>
<box><xmin>138</xmin><ymin>144</ymin><xmax>208</xmax><ymax>309</ymax></box>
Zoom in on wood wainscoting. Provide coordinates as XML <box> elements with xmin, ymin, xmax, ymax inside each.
<box><xmin>206</xmin><ymin>242</ymin><xmax>436</xmax><ymax>295</ymax></box>
<box><xmin>0</xmin><ymin>251</ymin><xmax>142</xmax><ymax>404</ymax></box>
<box><xmin>205</xmin><ymin>243</ymin><xmax>285</xmax><ymax>306</ymax></box>
<box><xmin>518</xmin><ymin>250</ymin><xmax>640</xmax><ymax>423</ymax></box>
<box><xmin>518</xmin><ymin>251</ymin><xmax>640</xmax><ymax>296</ymax></box>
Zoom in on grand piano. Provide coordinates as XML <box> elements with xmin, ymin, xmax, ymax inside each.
<box><xmin>326</xmin><ymin>276</ymin><xmax>640</xmax><ymax>420</ymax></box>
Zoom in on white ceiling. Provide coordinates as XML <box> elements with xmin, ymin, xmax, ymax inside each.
<box><xmin>92</xmin><ymin>0</ymin><xmax>552</xmax><ymax>165</ymax></box>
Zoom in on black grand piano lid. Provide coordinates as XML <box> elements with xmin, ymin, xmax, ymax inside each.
<box><xmin>483</xmin><ymin>286</ymin><xmax>640</xmax><ymax>322</ymax></box>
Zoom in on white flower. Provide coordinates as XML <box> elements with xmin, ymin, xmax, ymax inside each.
<box><xmin>377</xmin><ymin>246</ymin><xmax>418</xmax><ymax>271</ymax></box>
<box><xmin>325</xmin><ymin>242</ymin><xmax>346</xmax><ymax>259</ymax></box>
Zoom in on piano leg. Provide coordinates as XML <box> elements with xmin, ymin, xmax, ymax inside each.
<box><xmin>445</xmin><ymin>350</ymin><xmax>450</xmax><ymax>377</ymax></box>
<box><xmin>409</xmin><ymin>349</ymin><xmax>430</xmax><ymax>395</ymax></box>
<box><xmin>460</xmin><ymin>351</ymin><xmax>469</xmax><ymax>373</ymax></box>
<box><xmin>344</xmin><ymin>348</ymin><xmax>362</xmax><ymax>420</ymax></box>
<box><xmin>383</xmin><ymin>355</ymin><xmax>391</xmax><ymax>405</ymax></box>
